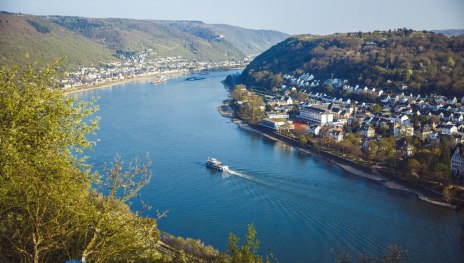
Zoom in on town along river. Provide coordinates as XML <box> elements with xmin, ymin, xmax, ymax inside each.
<box><xmin>76</xmin><ymin>70</ymin><xmax>463</xmax><ymax>262</ymax></box>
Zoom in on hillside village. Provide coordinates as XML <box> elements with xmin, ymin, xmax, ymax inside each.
<box><xmin>231</xmin><ymin>72</ymin><xmax>464</xmax><ymax>187</ymax></box>
<box><xmin>60</xmin><ymin>49</ymin><xmax>250</xmax><ymax>89</ymax></box>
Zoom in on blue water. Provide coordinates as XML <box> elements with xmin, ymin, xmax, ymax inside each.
<box><xmin>76</xmin><ymin>71</ymin><xmax>463</xmax><ymax>263</ymax></box>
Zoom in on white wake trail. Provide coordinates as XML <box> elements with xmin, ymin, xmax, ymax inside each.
<box><xmin>227</xmin><ymin>169</ymin><xmax>254</xmax><ymax>180</ymax></box>
<box><xmin>227</xmin><ymin>169</ymin><xmax>270</xmax><ymax>186</ymax></box>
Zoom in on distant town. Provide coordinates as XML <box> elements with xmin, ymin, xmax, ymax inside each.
<box><xmin>60</xmin><ymin>48</ymin><xmax>251</xmax><ymax>89</ymax></box>
<box><xmin>229</xmin><ymin>71</ymin><xmax>464</xmax><ymax>203</ymax></box>
<box><xmin>259</xmin><ymin>72</ymin><xmax>464</xmax><ymax>148</ymax></box>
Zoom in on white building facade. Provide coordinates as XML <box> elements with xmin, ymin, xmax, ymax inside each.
<box><xmin>299</xmin><ymin>106</ymin><xmax>333</xmax><ymax>126</ymax></box>
<box><xmin>451</xmin><ymin>148</ymin><xmax>464</xmax><ymax>177</ymax></box>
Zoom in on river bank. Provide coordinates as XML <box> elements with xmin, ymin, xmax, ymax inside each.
<box><xmin>63</xmin><ymin>72</ymin><xmax>185</xmax><ymax>95</ymax></box>
<box><xmin>226</xmin><ymin>116</ymin><xmax>458</xmax><ymax>210</ymax></box>
<box><xmin>216</xmin><ymin>100</ymin><xmax>234</xmax><ymax>118</ymax></box>
<box><xmin>65</xmin><ymin>67</ymin><xmax>246</xmax><ymax>95</ymax></box>
<box><xmin>77</xmin><ymin>70</ymin><xmax>463</xmax><ymax>262</ymax></box>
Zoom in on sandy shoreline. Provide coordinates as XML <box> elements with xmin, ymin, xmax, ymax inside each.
<box><xmin>228</xmin><ymin>118</ymin><xmax>457</xmax><ymax>210</ymax></box>
<box><xmin>216</xmin><ymin>100</ymin><xmax>233</xmax><ymax>118</ymax></box>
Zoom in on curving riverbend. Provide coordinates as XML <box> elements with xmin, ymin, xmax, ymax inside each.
<box><xmin>76</xmin><ymin>70</ymin><xmax>463</xmax><ymax>263</ymax></box>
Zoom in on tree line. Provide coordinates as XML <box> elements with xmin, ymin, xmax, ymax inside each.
<box><xmin>242</xmin><ymin>29</ymin><xmax>464</xmax><ymax>97</ymax></box>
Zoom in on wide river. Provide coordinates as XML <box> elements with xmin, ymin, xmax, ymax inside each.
<box><xmin>77</xmin><ymin>70</ymin><xmax>463</xmax><ymax>262</ymax></box>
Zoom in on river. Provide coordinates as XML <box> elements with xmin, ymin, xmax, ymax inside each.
<box><xmin>76</xmin><ymin>70</ymin><xmax>463</xmax><ymax>262</ymax></box>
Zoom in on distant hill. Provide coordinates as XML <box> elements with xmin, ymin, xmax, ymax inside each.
<box><xmin>0</xmin><ymin>12</ymin><xmax>288</xmax><ymax>70</ymax></box>
<box><xmin>432</xmin><ymin>29</ymin><xmax>464</xmax><ymax>37</ymax></box>
<box><xmin>162</xmin><ymin>21</ymin><xmax>289</xmax><ymax>56</ymax></box>
<box><xmin>241</xmin><ymin>29</ymin><xmax>464</xmax><ymax>96</ymax></box>
<box><xmin>0</xmin><ymin>13</ymin><xmax>115</xmax><ymax>70</ymax></box>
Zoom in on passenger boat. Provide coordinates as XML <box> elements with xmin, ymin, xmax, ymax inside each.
<box><xmin>205</xmin><ymin>158</ymin><xmax>230</xmax><ymax>172</ymax></box>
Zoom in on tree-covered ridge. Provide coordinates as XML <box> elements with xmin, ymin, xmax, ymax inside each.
<box><xmin>242</xmin><ymin>29</ymin><xmax>464</xmax><ymax>96</ymax></box>
<box><xmin>0</xmin><ymin>12</ymin><xmax>288</xmax><ymax>70</ymax></box>
<box><xmin>432</xmin><ymin>29</ymin><xmax>464</xmax><ymax>37</ymax></box>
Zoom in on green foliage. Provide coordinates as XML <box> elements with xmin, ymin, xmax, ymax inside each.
<box><xmin>243</xmin><ymin>29</ymin><xmax>464</xmax><ymax>96</ymax></box>
<box><xmin>231</xmin><ymin>85</ymin><xmax>246</xmax><ymax>101</ymax></box>
<box><xmin>81</xmin><ymin>156</ymin><xmax>160</xmax><ymax>263</ymax></box>
<box><xmin>367</xmin><ymin>136</ymin><xmax>396</xmax><ymax>162</ymax></box>
<box><xmin>227</xmin><ymin>224</ymin><xmax>263</xmax><ymax>263</ymax></box>
<box><xmin>372</xmin><ymin>104</ymin><xmax>382</xmax><ymax>113</ymax></box>
<box><xmin>402</xmin><ymin>138</ymin><xmax>453</xmax><ymax>182</ymax></box>
<box><xmin>432</xmin><ymin>163</ymin><xmax>451</xmax><ymax>181</ymax></box>
<box><xmin>0</xmin><ymin>63</ymin><xmax>160</xmax><ymax>263</ymax></box>
<box><xmin>0</xmin><ymin>61</ymin><xmax>98</xmax><ymax>262</ymax></box>
<box><xmin>333</xmin><ymin>135</ymin><xmax>361</xmax><ymax>156</ymax></box>
<box><xmin>161</xmin><ymin>233</ymin><xmax>220</xmax><ymax>260</ymax></box>
<box><xmin>299</xmin><ymin>134</ymin><xmax>308</xmax><ymax>147</ymax></box>
<box><xmin>235</xmin><ymin>91</ymin><xmax>265</xmax><ymax>124</ymax></box>
<box><xmin>443</xmin><ymin>186</ymin><xmax>454</xmax><ymax>203</ymax></box>
<box><xmin>406</xmin><ymin>159</ymin><xmax>421</xmax><ymax>178</ymax></box>
<box><xmin>439</xmin><ymin>139</ymin><xmax>451</xmax><ymax>166</ymax></box>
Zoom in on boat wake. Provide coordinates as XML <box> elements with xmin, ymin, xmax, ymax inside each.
<box><xmin>227</xmin><ymin>169</ymin><xmax>257</xmax><ymax>181</ymax></box>
<box><xmin>226</xmin><ymin>169</ymin><xmax>277</xmax><ymax>187</ymax></box>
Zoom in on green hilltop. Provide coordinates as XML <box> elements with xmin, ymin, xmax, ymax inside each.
<box><xmin>241</xmin><ymin>29</ymin><xmax>464</xmax><ymax>96</ymax></box>
<box><xmin>0</xmin><ymin>12</ymin><xmax>288</xmax><ymax>70</ymax></box>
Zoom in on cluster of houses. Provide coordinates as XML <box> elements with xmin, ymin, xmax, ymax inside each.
<box><xmin>254</xmin><ymin>72</ymin><xmax>464</xmax><ymax>177</ymax></box>
<box><xmin>60</xmin><ymin>49</ymin><xmax>250</xmax><ymax>89</ymax></box>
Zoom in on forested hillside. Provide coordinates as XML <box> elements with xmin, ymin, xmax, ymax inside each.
<box><xmin>242</xmin><ymin>29</ymin><xmax>464</xmax><ymax>96</ymax></box>
<box><xmin>0</xmin><ymin>13</ymin><xmax>115</xmax><ymax>70</ymax></box>
<box><xmin>0</xmin><ymin>12</ymin><xmax>288</xmax><ymax>70</ymax></box>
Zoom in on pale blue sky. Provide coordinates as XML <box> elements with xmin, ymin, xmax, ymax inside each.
<box><xmin>1</xmin><ymin>0</ymin><xmax>463</xmax><ymax>35</ymax></box>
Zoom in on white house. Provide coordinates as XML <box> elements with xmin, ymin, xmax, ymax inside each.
<box><xmin>307</xmin><ymin>125</ymin><xmax>322</xmax><ymax>136</ymax></box>
<box><xmin>440</xmin><ymin>124</ymin><xmax>458</xmax><ymax>135</ymax></box>
<box><xmin>380</xmin><ymin>95</ymin><xmax>391</xmax><ymax>103</ymax></box>
<box><xmin>267</xmin><ymin>112</ymin><xmax>289</xmax><ymax>119</ymax></box>
<box><xmin>396</xmin><ymin>115</ymin><xmax>409</xmax><ymax>125</ymax></box>
<box><xmin>362</xmin><ymin>126</ymin><xmax>376</xmax><ymax>138</ymax></box>
<box><xmin>448</xmin><ymin>97</ymin><xmax>458</xmax><ymax>105</ymax></box>
<box><xmin>331</xmin><ymin>131</ymin><xmax>344</xmax><ymax>142</ymax></box>
<box><xmin>451</xmin><ymin>147</ymin><xmax>464</xmax><ymax>177</ymax></box>
<box><xmin>261</xmin><ymin>118</ymin><xmax>294</xmax><ymax>132</ymax></box>
<box><xmin>456</xmin><ymin>114</ymin><xmax>464</xmax><ymax>122</ymax></box>
<box><xmin>299</xmin><ymin>106</ymin><xmax>334</xmax><ymax>125</ymax></box>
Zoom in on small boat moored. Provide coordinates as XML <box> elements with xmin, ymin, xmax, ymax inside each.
<box><xmin>185</xmin><ymin>76</ymin><xmax>205</xmax><ymax>81</ymax></box>
<box><xmin>205</xmin><ymin>158</ymin><xmax>230</xmax><ymax>172</ymax></box>
<box><xmin>151</xmin><ymin>76</ymin><xmax>168</xmax><ymax>84</ymax></box>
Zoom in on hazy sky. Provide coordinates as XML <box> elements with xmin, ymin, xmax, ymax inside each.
<box><xmin>1</xmin><ymin>0</ymin><xmax>463</xmax><ymax>35</ymax></box>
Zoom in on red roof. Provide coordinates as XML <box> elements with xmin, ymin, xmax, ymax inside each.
<box><xmin>293</xmin><ymin>121</ymin><xmax>308</xmax><ymax>130</ymax></box>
